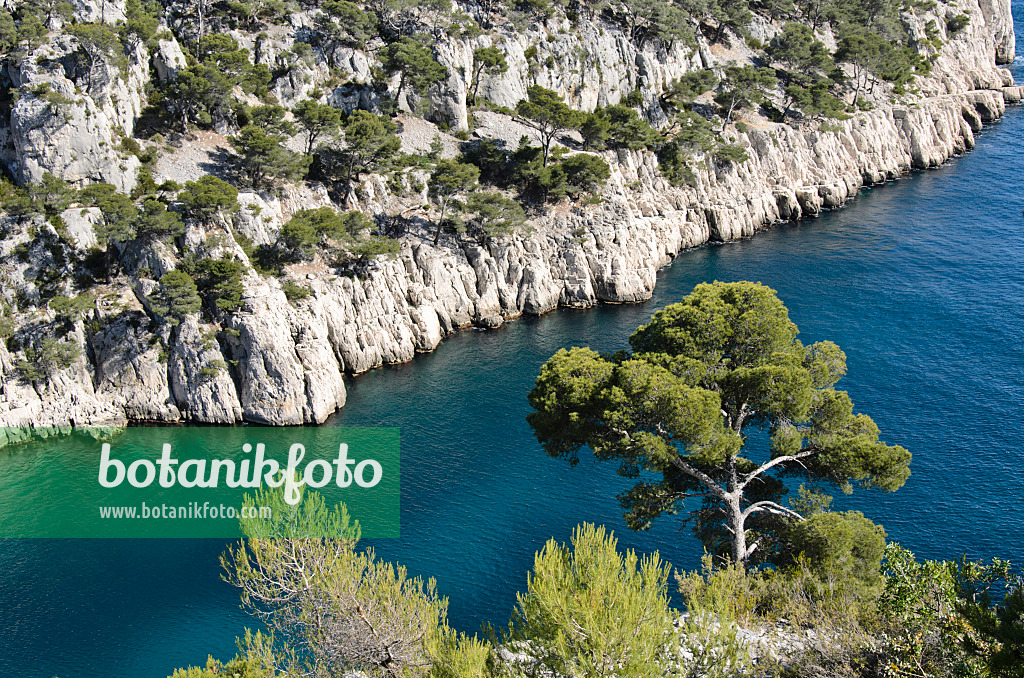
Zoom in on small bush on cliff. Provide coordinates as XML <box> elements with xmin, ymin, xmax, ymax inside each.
<box><xmin>135</xmin><ymin>198</ymin><xmax>184</xmax><ymax>242</ymax></box>
<box><xmin>580</xmin><ymin>104</ymin><xmax>660</xmax><ymax>152</ymax></box>
<box><xmin>377</xmin><ymin>37</ymin><xmax>448</xmax><ymax>105</ymax></box>
<box><xmin>178</xmin><ymin>175</ymin><xmax>240</xmax><ymax>222</ymax></box>
<box><xmin>946</xmin><ymin>13</ymin><xmax>970</xmax><ymax>34</ymax></box>
<box><xmin>560</xmin><ymin>154</ymin><xmax>611</xmax><ymax>196</ymax></box>
<box><xmin>464</xmin><ymin>191</ymin><xmax>527</xmax><ymax>245</ymax></box>
<box><xmin>228</xmin><ymin>125</ymin><xmax>309</xmax><ymax>190</ymax></box>
<box><xmin>49</xmin><ymin>293</ymin><xmax>94</xmax><ymax>323</ymax></box>
<box><xmin>151</xmin><ymin>269</ymin><xmax>202</xmax><ymax>324</ymax></box>
<box><xmin>193</xmin><ymin>256</ymin><xmax>246</xmax><ymax>314</ymax></box>
<box><xmin>428</xmin><ymin>159</ymin><xmax>480</xmax><ymax>245</ymax></box>
<box><xmin>17</xmin><ymin>337</ymin><xmax>82</xmax><ymax>382</ymax></box>
<box><xmin>515</xmin><ymin>86</ymin><xmax>584</xmax><ymax>167</ymax></box>
<box><xmin>315</xmin><ymin>111</ymin><xmax>401</xmax><ymax>201</ymax></box>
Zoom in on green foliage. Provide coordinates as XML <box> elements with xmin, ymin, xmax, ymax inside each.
<box><xmin>315</xmin><ymin>0</ymin><xmax>379</xmax><ymax>49</ymax></box>
<box><xmin>780</xmin><ymin>511</ymin><xmax>887</xmax><ymax>593</ymax></box>
<box><xmin>712</xmin><ymin>142</ymin><xmax>749</xmax><ymax>166</ymax></box>
<box><xmin>503</xmin><ymin>523</ymin><xmax>676</xmax><ymax>678</ymax></box>
<box><xmin>378</xmin><ymin>37</ymin><xmax>447</xmax><ymax>103</ymax></box>
<box><xmin>527</xmin><ymin>281</ymin><xmax>911</xmax><ymax>567</ymax></box>
<box><xmin>560</xmin><ymin>153</ymin><xmax>611</xmax><ymax>196</ymax></box>
<box><xmin>281</xmin><ymin>206</ymin><xmax>348</xmax><ymax>258</ymax></box>
<box><xmin>946</xmin><ymin>13</ymin><xmax>970</xmax><ymax>35</ymax></box>
<box><xmin>4</xmin><ymin>4</ymin><xmax>48</xmax><ymax>56</ymax></box>
<box><xmin>65</xmin><ymin>22</ymin><xmax>125</xmax><ymax>93</ymax></box>
<box><xmin>582</xmin><ymin>105</ymin><xmax>659</xmax><ymax>151</ymax></box>
<box><xmin>428</xmin><ymin>629</ymin><xmax>491</xmax><ymax>678</ymax></box>
<box><xmin>121</xmin><ymin>0</ymin><xmax>162</xmax><ymax>50</ymax></box>
<box><xmin>603</xmin><ymin>0</ymin><xmax>695</xmax><ymax>48</ymax></box>
<box><xmin>49</xmin><ymin>293</ymin><xmax>94</xmax><ymax>323</ymax></box>
<box><xmin>164</xmin><ymin>64</ymin><xmax>237</xmax><ymax>130</ymax></box>
<box><xmin>657</xmin><ymin>141</ymin><xmax>698</xmax><ymax>187</ymax></box>
<box><xmin>784</xmin><ymin>79</ymin><xmax>849</xmax><ymax>118</ymax></box>
<box><xmin>0</xmin><ymin>302</ymin><xmax>15</xmax><ymax>339</ymax></box>
<box><xmin>168</xmin><ymin>635</ymin><xmax>278</xmax><ymax>678</ymax></box>
<box><xmin>281</xmin><ymin>280</ymin><xmax>310</xmax><ymax>301</ymax></box>
<box><xmin>429</xmin><ymin>159</ymin><xmax>479</xmax><ymax>245</ymax></box>
<box><xmin>278</xmin><ymin>207</ymin><xmax>394</xmax><ymax>266</ymax></box>
<box><xmin>957</xmin><ymin>570</ymin><xmax>1024</xmax><ymax>678</ymax></box>
<box><xmin>193</xmin><ymin>256</ymin><xmax>246</xmax><ymax>313</ymax></box>
<box><xmin>228</xmin><ymin>125</ymin><xmax>309</xmax><ymax>189</ymax></box>
<box><xmin>223</xmin><ymin>0</ymin><xmax>293</xmax><ymax>30</ymax></box>
<box><xmin>293</xmin><ymin>99</ymin><xmax>343</xmax><ymax>155</ymax></box>
<box><xmin>465</xmin><ymin>191</ymin><xmax>527</xmax><ymax>244</ymax></box>
<box><xmin>470</xmin><ymin>46</ymin><xmax>508</xmax><ymax>105</ymax></box>
<box><xmin>877</xmin><ymin>544</ymin><xmax>980</xmax><ymax>678</ymax></box>
<box><xmin>31</xmin><ymin>172</ymin><xmax>77</xmax><ymax>217</ymax></box>
<box><xmin>715</xmin><ymin>65</ymin><xmax>778</xmax><ymax>130</ymax></box>
<box><xmin>349</xmin><ymin>234</ymin><xmax>401</xmax><ymax>264</ymax></box>
<box><xmin>768</xmin><ymin>22</ymin><xmax>834</xmax><ymax>76</ymax></box>
<box><xmin>873</xmin><ymin>545</ymin><xmax>1023</xmax><ymax>678</ymax></box>
<box><xmin>462</xmin><ymin>139</ymin><xmax>509</xmax><ymax>185</ymax></box>
<box><xmin>135</xmin><ymin>198</ymin><xmax>184</xmax><ymax>241</ymax></box>
<box><xmin>82</xmin><ymin>184</ymin><xmax>138</xmax><ymax>247</ymax></box>
<box><xmin>579</xmin><ymin>111</ymin><xmax>611</xmax><ymax>150</ymax></box>
<box><xmin>706</xmin><ymin>0</ymin><xmax>754</xmax><ymax>43</ymax></box>
<box><xmin>152</xmin><ymin>269</ymin><xmax>202</xmax><ymax>324</ymax></box>
<box><xmin>162</xmin><ymin>34</ymin><xmax>274</xmax><ymax>130</ymax></box>
<box><xmin>178</xmin><ymin>176</ymin><xmax>240</xmax><ymax>222</ymax></box>
<box><xmin>222</xmin><ymin>488</ymin><xmax>447</xmax><ymax>678</ymax></box>
<box><xmin>515</xmin><ymin>86</ymin><xmax>584</xmax><ymax>166</ymax></box>
<box><xmin>318</xmin><ymin>111</ymin><xmax>401</xmax><ymax>197</ymax></box>
<box><xmin>245</xmin><ymin>104</ymin><xmax>297</xmax><ymax>136</ymax></box>
<box><xmin>18</xmin><ymin>337</ymin><xmax>82</xmax><ymax>381</ymax></box>
<box><xmin>198</xmin><ymin>34</ymin><xmax>251</xmax><ymax>78</ymax></box>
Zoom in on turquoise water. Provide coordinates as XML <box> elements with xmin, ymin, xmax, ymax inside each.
<box><xmin>3</xmin><ymin>21</ymin><xmax>1024</xmax><ymax>677</ymax></box>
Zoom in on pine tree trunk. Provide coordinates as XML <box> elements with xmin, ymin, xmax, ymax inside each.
<box><xmin>726</xmin><ymin>493</ymin><xmax>747</xmax><ymax>566</ymax></box>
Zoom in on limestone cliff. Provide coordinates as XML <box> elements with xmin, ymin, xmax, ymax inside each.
<box><xmin>0</xmin><ymin>0</ymin><xmax>1018</xmax><ymax>428</ymax></box>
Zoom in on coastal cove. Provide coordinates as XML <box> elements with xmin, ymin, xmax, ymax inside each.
<box><xmin>0</xmin><ymin>12</ymin><xmax>1023</xmax><ymax>678</ymax></box>
<box><xmin>1</xmin><ymin>86</ymin><xmax>1022</xmax><ymax>677</ymax></box>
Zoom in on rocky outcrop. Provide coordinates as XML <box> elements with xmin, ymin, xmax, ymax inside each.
<box><xmin>0</xmin><ymin>0</ymin><xmax>1016</xmax><ymax>429</ymax></box>
<box><xmin>5</xmin><ymin>33</ymin><xmax>148</xmax><ymax>192</ymax></box>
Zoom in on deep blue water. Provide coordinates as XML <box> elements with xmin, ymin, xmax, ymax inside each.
<box><xmin>2</xmin><ymin>15</ymin><xmax>1024</xmax><ymax>677</ymax></box>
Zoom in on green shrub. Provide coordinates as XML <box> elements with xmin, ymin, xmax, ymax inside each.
<box><xmin>713</xmin><ymin>143</ymin><xmax>749</xmax><ymax>166</ymax></box>
<box><xmin>49</xmin><ymin>293</ymin><xmax>94</xmax><ymax>323</ymax></box>
<box><xmin>194</xmin><ymin>257</ymin><xmax>246</xmax><ymax>313</ymax></box>
<box><xmin>504</xmin><ymin>523</ymin><xmax>676</xmax><ymax>678</ymax></box>
<box><xmin>946</xmin><ymin>13</ymin><xmax>970</xmax><ymax>34</ymax></box>
<box><xmin>151</xmin><ymin>269</ymin><xmax>201</xmax><ymax>324</ymax></box>
<box><xmin>282</xmin><ymin>280</ymin><xmax>310</xmax><ymax>301</ymax></box>
<box><xmin>560</xmin><ymin>154</ymin><xmax>611</xmax><ymax>196</ymax></box>
<box><xmin>18</xmin><ymin>337</ymin><xmax>81</xmax><ymax>381</ymax></box>
<box><xmin>178</xmin><ymin>175</ymin><xmax>240</xmax><ymax>222</ymax></box>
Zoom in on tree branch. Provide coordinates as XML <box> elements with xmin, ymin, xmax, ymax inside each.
<box><xmin>738</xmin><ymin>447</ymin><xmax>818</xmax><ymax>489</ymax></box>
<box><xmin>742</xmin><ymin>500</ymin><xmax>805</xmax><ymax>522</ymax></box>
<box><xmin>668</xmin><ymin>455</ymin><xmax>727</xmax><ymax>499</ymax></box>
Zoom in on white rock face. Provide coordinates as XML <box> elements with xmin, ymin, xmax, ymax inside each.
<box><xmin>152</xmin><ymin>36</ymin><xmax>188</xmax><ymax>84</ymax></box>
<box><xmin>92</xmin><ymin>292</ymin><xmax>182</xmax><ymax>422</ymax></box>
<box><xmin>0</xmin><ymin>0</ymin><xmax>1016</xmax><ymax>429</ymax></box>
<box><xmin>168</xmin><ymin>316</ymin><xmax>244</xmax><ymax>424</ymax></box>
<box><xmin>59</xmin><ymin>207</ymin><xmax>101</xmax><ymax>250</ymax></box>
<box><xmin>6</xmin><ymin>34</ymin><xmax>147</xmax><ymax>192</ymax></box>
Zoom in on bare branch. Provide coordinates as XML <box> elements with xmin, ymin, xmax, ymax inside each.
<box><xmin>738</xmin><ymin>447</ymin><xmax>818</xmax><ymax>489</ymax></box>
<box><xmin>742</xmin><ymin>500</ymin><xmax>805</xmax><ymax>522</ymax></box>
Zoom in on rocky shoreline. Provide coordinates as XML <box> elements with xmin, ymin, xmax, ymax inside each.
<box><xmin>0</xmin><ymin>0</ymin><xmax>1017</xmax><ymax>431</ymax></box>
